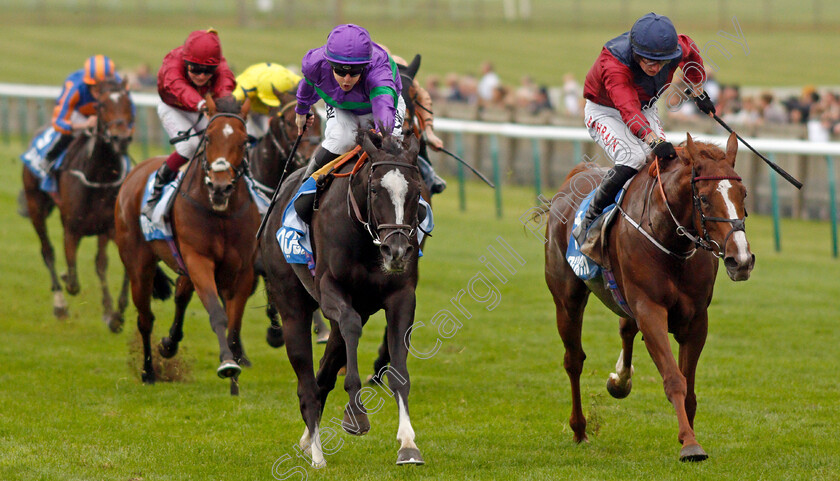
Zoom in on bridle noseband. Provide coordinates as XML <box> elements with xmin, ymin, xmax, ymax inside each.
<box><xmin>689</xmin><ymin>168</ymin><xmax>747</xmax><ymax>258</ymax></box>
<box><xmin>199</xmin><ymin>112</ymin><xmax>249</xmax><ymax>185</ymax></box>
<box><xmin>348</xmin><ymin>159</ymin><xmax>420</xmax><ymax>246</ymax></box>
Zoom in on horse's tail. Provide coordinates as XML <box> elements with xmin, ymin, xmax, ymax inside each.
<box><xmin>152</xmin><ymin>266</ymin><xmax>173</xmax><ymax>300</ymax></box>
<box><xmin>563</xmin><ymin>162</ymin><xmax>594</xmax><ymax>184</ymax></box>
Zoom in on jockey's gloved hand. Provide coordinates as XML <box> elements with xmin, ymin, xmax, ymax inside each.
<box><xmin>692</xmin><ymin>90</ymin><xmax>716</xmax><ymax>115</ymax></box>
<box><xmin>650</xmin><ymin>138</ymin><xmax>677</xmax><ymax>160</ymax></box>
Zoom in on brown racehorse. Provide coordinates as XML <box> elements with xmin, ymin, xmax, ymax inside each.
<box><xmin>544</xmin><ymin>132</ymin><xmax>755</xmax><ymax>461</ymax></box>
<box><xmin>260</xmin><ymin>131</ymin><xmax>426</xmax><ymax>467</ymax></box>
<box><xmin>22</xmin><ymin>78</ymin><xmax>134</xmax><ymax>331</ymax></box>
<box><xmin>115</xmin><ymin>95</ymin><xmax>258</xmax><ymax>394</ymax></box>
<box><xmin>247</xmin><ymin>91</ymin><xmax>326</xmax><ymax>347</ymax></box>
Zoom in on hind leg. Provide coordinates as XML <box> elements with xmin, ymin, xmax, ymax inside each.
<box><xmin>94</xmin><ymin>233</ymin><xmax>122</xmax><ymax>332</ymax></box>
<box><xmin>606</xmin><ymin>317</ymin><xmax>639</xmax><ymax>399</ymax></box>
<box><xmin>312</xmin><ymin>310</ymin><xmax>330</xmax><ymax>343</ymax></box>
<box><xmin>159</xmin><ymin>275</ymin><xmax>193</xmax><ymax>359</ymax></box>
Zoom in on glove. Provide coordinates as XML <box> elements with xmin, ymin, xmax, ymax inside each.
<box><xmin>650</xmin><ymin>139</ymin><xmax>677</xmax><ymax>160</ymax></box>
<box><xmin>693</xmin><ymin>91</ymin><xmax>716</xmax><ymax>115</ymax></box>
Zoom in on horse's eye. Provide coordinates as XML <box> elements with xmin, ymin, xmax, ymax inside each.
<box><xmin>699</xmin><ymin>195</ymin><xmax>710</xmax><ymax>205</ymax></box>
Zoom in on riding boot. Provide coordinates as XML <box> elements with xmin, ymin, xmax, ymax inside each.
<box><xmin>418</xmin><ymin>155</ymin><xmax>447</xmax><ymax>194</ymax></box>
<box><xmin>44</xmin><ymin>133</ymin><xmax>74</xmax><ymax>172</ymax></box>
<box><xmin>572</xmin><ymin>164</ymin><xmax>638</xmax><ymax>247</ymax></box>
<box><xmin>142</xmin><ymin>162</ymin><xmax>178</xmax><ymax>218</ymax></box>
<box><xmin>294</xmin><ymin>147</ymin><xmax>339</xmax><ymax>225</ymax></box>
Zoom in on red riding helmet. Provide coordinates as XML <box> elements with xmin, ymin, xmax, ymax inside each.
<box><xmin>82</xmin><ymin>55</ymin><xmax>116</xmax><ymax>85</ymax></box>
<box><xmin>183</xmin><ymin>29</ymin><xmax>222</xmax><ymax>66</ymax></box>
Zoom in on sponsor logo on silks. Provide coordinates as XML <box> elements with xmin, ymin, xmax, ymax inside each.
<box><xmin>276</xmin><ymin>226</ymin><xmax>311</xmax><ymax>265</ymax></box>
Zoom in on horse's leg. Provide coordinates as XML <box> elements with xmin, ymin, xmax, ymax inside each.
<box><xmin>127</xmin><ymin>261</ymin><xmax>158</xmax><ymax>384</ymax></box>
<box><xmin>61</xmin><ymin>230</ymin><xmax>81</xmax><ymax>296</ymax></box>
<box><xmin>115</xmin><ymin>269</ymin><xmax>130</xmax><ymax>331</ymax></box>
<box><xmin>606</xmin><ymin>317</ymin><xmax>639</xmax><ymax>399</ymax></box>
<box><xmin>319</xmin><ymin>276</ymin><xmax>369</xmax><ymax>436</ymax></box>
<box><xmin>636</xmin><ymin>302</ymin><xmax>707</xmax><ymax>462</ymax></box>
<box><xmin>225</xmin><ymin>267</ymin><xmax>255</xmax><ymax>371</ymax></box>
<box><xmin>94</xmin><ymin>233</ymin><xmax>119</xmax><ymax>331</ymax></box>
<box><xmin>314</xmin><ymin>319</ymin><xmax>347</xmax><ymax>411</ymax></box>
<box><xmin>183</xmin><ymin>255</ymin><xmax>239</xmax><ymax>379</ymax></box>
<box><xmin>313</xmin><ymin>310</ymin><xmax>330</xmax><ymax>344</ymax></box>
<box><xmin>677</xmin><ymin>312</ymin><xmax>709</xmax><ymax>461</ymax></box>
<box><xmin>367</xmin><ymin>326</ymin><xmax>390</xmax><ymax>385</ymax></box>
<box><xmin>24</xmin><ymin>180</ymin><xmax>66</xmax><ymax>319</ymax></box>
<box><xmin>385</xmin><ymin>293</ymin><xmax>424</xmax><ymax>465</ymax></box>
<box><xmin>265</xmin><ymin>300</ymin><xmax>285</xmax><ymax>348</ymax></box>
<box><xmin>159</xmin><ymin>275</ymin><xmax>193</xmax><ymax>359</ymax></box>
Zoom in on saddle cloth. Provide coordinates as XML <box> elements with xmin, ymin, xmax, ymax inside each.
<box><xmin>140</xmin><ymin>170</ymin><xmax>270</xmax><ymax>241</ymax></box>
<box><xmin>565</xmin><ymin>188</ymin><xmax>625</xmax><ymax>281</ymax></box>
<box><xmin>276</xmin><ymin>156</ymin><xmax>434</xmax><ymax>271</ymax></box>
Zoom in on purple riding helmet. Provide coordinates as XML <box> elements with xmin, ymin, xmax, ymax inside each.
<box><xmin>325</xmin><ymin>24</ymin><xmax>372</xmax><ymax>74</ymax></box>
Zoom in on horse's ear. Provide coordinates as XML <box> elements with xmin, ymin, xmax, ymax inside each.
<box><xmin>684</xmin><ymin>132</ymin><xmax>700</xmax><ymax>165</ymax></box>
<box><xmin>725</xmin><ymin>131</ymin><xmax>738</xmax><ymax>167</ymax></box>
<box><xmin>404</xmin><ymin>54</ymin><xmax>421</xmax><ymax>80</ymax></box>
<box><xmin>205</xmin><ymin>94</ymin><xmax>217</xmax><ymax>116</ymax></box>
<box><xmin>121</xmin><ymin>77</ymin><xmax>128</xmax><ymax>91</ymax></box>
<box><xmin>362</xmin><ymin>131</ymin><xmax>378</xmax><ymax>157</ymax></box>
<box><xmin>404</xmin><ymin>133</ymin><xmax>420</xmax><ymax>162</ymax></box>
<box><xmin>240</xmin><ymin>97</ymin><xmax>251</xmax><ymax>120</ymax></box>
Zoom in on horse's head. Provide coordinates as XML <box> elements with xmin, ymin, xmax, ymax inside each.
<box><xmin>95</xmin><ymin>78</ymin><xmax>134</xmax><ymax>154</ymax></box>
<box><xmin>268</xmin><ymin>85</ymin><xmax>322</xmax><ymax>167</ymax></box>
<box><xmin>202</xmin><ymin>94</ymin><xmax>250</xmax><ymax>212</ymax></box>
<box><xmin>680</xmin><ymin>132</ymin><xmax>755</xmax><ymax>281</ymax></box>
<box><xmin>358</xmin><ymin>131</ymin><xmax>423</xmax><ymax>274</ymax></box>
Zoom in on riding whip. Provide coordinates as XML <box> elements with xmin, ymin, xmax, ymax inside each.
<box><xmin>711</xmin><ymin>114</ymin><xmax>802</xmax><ymax>189</ymax></box>
<box><xmin>438</xmin><ymin>147</ymin><xmax>496</xmax><ymax>188</ymax></box>
<box><xmin>255</xmin><ymin>113</ymin><xmax>312</xmax><ymax>240</ymax></box>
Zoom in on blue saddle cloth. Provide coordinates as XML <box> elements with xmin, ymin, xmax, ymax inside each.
<box><xmin>276</xmin><ymin>176</ymin><xmax>434</xmax><ymax>271</ymax></box>
<box><xmin>565</xmin><ymin>189</ymin><xmax>623</xmax><ymax>281</ymax></box>
<box><xmin>140</xmin><ymin>170</ymin><xmax>271</xmax><ymax>242</ymax></box>
<box><xmin>20</xmin><ymin>128</ymin><xmax>69</xmax><ymax>192</ymax></box>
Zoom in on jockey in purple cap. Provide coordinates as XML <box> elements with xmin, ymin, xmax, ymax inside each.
<box><xmin>294</xmin><ymin>24</ymin><xmax>404</xmax><ymax>191</ymax></box>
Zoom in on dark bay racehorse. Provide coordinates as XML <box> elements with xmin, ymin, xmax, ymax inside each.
<box><xmin>260</xmin><ymin>131</ymin><xmax>426</xmax><ymax>466</ymax></box>
<box><xmin>115</xmin><ymin>95</ymin><xmax>259</xmax><ymax>394</ymax></box>
<box><xmin>544</xmin><ymin>133</ymin><xmax>754</xmax><ymax>461</ymax></box>
<box><xmin>22</xmin><ymin>78</ymin><xmax>134</xmax><ymax>331</ymax></box>
<box><xmin>248</xmin><ymin>92</ymin><xmax>326</xmax><ymax>347</ymax></box>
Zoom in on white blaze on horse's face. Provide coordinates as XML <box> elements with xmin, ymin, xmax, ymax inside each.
<box><xmin>211</xmin><ymin>159</ymin><xmax>231</xmax><ymax>172</ymax></box>
<box><xmin>382</xmin><ymin>168</ymin><xmax>408</xmax><ymax>224</ymax></box>
<box><xmin>109</xmin><ymin>92</ymin><xmax>122</xmax><ymax>103</ymax></box>
<box><xmin>716</xmin><ymin>180</ymin><xmax>750</xmax><ymax>261</ymax></box>
<box><xmin>222</xmin><ymin>123</ymin><xmax>234</xmax><ymax>138</ymax></box>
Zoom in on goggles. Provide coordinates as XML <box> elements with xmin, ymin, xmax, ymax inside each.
<box><xmin>638</xmin><ymin>56</ymin><xmax>670</xmax><ymax>68</ymax></box>
<box><xmin>330</xmin><ymin>62</ymin><xmax>365</xmax><ymax>78</ymax></box>
<box><xmin>187</xmin><ymin>63</ymin><xmax>217</xmax><ymax>75</ymax></box>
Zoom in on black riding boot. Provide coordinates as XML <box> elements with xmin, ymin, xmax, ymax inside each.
<box><xmin>294</xmin><ymin>147</ymin><xmax>340</xmax><ymax>225</ymax></box>
<box><xmin>142</xmin><ymin>162</ymin><xmax>177</xmax><ymax>218</ymax></box>
<box><xmin>572</xmin><ymin>164</ymin><xmax>638</xmax><ymax>246</ymax></box>
<box><xmin>418</xmin><ymin>155</ymin><xmax>446</xmax><ymax>194</ymax></box>
<box><xmin>44</xmin><ymin>133</ymin><xmax>74</xmax><ymax>171</ymax></box>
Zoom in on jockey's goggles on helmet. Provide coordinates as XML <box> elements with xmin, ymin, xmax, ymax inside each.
<box><xmin>329</xmin><ymin>62</ymin><xmax>365</xmax><ymax>78</ymax></box>
<box><xmin>637</xmin><ymin>56</ymin><xmax>670</xmax><ymax>68</ymax></box>
<box><xmin>186</xmin><ymin>62</ymin><xmax>217</xmax><ymax>75</ymax></box>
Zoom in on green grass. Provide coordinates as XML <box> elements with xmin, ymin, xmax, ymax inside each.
<box><xmin>1</xmin><ymin>3</ymin><xmax>839</xmax><ymax>89</ymax></box>
<box><xmin>1</xmin><ymin>136</ymin><xmax>839</xmax><ymax>480</ymax></box>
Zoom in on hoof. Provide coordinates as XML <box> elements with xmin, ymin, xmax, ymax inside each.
<box><xmin>266</xmin><ymin>326</ymin><xmax>285</xmax><ymax>348</ymax></box>
<box><xmin>396</xmin><ymin>447</ymin><xmax>425</xmax><ymax>465</ymax></box>
<box><xmin>679</xmin><ymin>443</ymin><xmax>708</xmax><ymax>462</ymax></box>
<box><xmin>107</xmin><ymin>314</ymin><xmax>124</xmax><ymax>334</ymax></box>
<box><xmin>236</xmin><ymin>354</ymin><xmax>252</xmax><ymax>368</ymax></box>
<box><xmin>61</xmin><ymin>274</ymin><xmax>80</xmax><ymax>296</ymax></box>
<box><xmin>315</xmin><ymin>330</ymin><xmax>330</xmax><ymax>344</ymax></box>
<box><xmin>342</xmin><ymin>408</ymin><xmax>370</xmax><ymax>436</ymax></box>
<box><xmin>141</xmin><ymin>369</ymin><xmax>156</xmax><ymax>385</ymax></box>
<box><xmin>54</xmin><ymin>306</ymin><xmax>70</xmax><ymax>320</ymax></box>
<box><xmin>158</xmin><ymin>338</ymin><xmax>178</xmax><ymax>359</ymax></box>
<box><xmin>217</xmin><ymin>360</ymin><xmax>241</xmax><ymax>379</ymax></box>
<box><xmin>606</xmin><ymin>375</ymin><xmax>632</xmax><ymax>399</ymax></box>
<box><xmin>311</xmin><ymin>458</ymin><xmax>326</xmax><ymax>469</ymax></box>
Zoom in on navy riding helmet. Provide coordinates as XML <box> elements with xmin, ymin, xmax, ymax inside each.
<box><xmin>629</xmin><ymin>13</ymin><xmax>682</xmax><ymax>61</ymax></box>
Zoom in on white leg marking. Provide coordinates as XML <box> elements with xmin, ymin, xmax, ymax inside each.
<box><xmin>396</xmin><ymin>395</ymin><xmax>417</xmax><ymax>450</ymax></box>
<box><xmin>381</xmin><ymin>169</ymin><xmax>408</xmax><ymax>224</ymax></box>
<box><xmin>299</xmin><ymin>426</ymin><xmax>311</xmax><ymax>452</ymax></box>
<box><xmin>310</xmin><ymin>425</ymin><xmax>325</xmax><ymax>468</ymax></box>
<box><xmin>54</xmin><ymin>291</ymin><xmax>67</xmax><ymax>310</ymax></box>
<box><xmin>717</xmin><ymin>180</ymin><xmax>751</xmax><ymax>263</ymax></box>
<box><xmin>608</xmin><ymin>350</ymin><xmax>634</xmax><ymax>385</ymax></box>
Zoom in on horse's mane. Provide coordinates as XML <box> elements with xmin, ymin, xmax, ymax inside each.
<box><xmin>214</xmin><ymin>95</ymin><xmax>241</xmax><ymax>114</ymax></box>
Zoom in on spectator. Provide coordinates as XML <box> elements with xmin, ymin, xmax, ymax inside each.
<box><xmin>758</xmin><ymin>92</ymin><xmax>787</xmax><ymax>125</ymax></box>
<box><xmin>477</xmin><ymin>61</ymin><xmax>500</xmax><ymax>105</ymax></box>
<box><xmin>530</xmin><ymin>85</ymin><xmax>553</xmax><ymax>114</ymax></box>
<box><xmin>513</xmin><ymin>75</ymin><xmax>538</xmax><ymax>109</ymax></box>
<box><xmin>561</xmin><ymin>73</ymin><xmax>582</xmax><ymax>116</ymax></box>
<box><xmin>125</xmin><ymin>63</ymin><xmax>157</xmax><ymax>91</ymax></box>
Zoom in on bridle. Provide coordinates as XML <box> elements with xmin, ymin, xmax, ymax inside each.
<box><xmin>348</xmin><ymin>159</ymin><xmax>420</xmax><ymax>246</ymax></box>
<box><xmin>198</xmin><ymin>112</ymin><xmax>250</xmax><ymax>187</ymax></box>
<box><xmin>93</xmin><ymin>85</ymin><xmax>134</xmax><ymax>150</ymax></box>
<box><xmin>267</xmin><ymin>101</ymin><xmax>320</xmax><ymax>167</ymax></box>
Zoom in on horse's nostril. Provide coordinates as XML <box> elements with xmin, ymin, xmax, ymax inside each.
<box><xmin>724</xmin><ymin>257</ymin><xmax>738</xmax><ymax>270</ymax></box>
<box><xmin>380</xmin><ymin>244</ymin><xmax>392</xmax><ymax>258</ymax></box>
<box><xmin>224</xmin><ymin>183</ymin><xmax>234</xmax><ymax>193</ymax></box>
<box><xmin>405</xmin><ymin>245</ymin><xmax>414</xmax><ymax>257</ymax></box>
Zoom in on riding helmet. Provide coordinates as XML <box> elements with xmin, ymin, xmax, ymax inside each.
<box><xmin>183</xmin><ymin>29</ymin><xmax>222</xmax><ymax>66</ymax></box>
<box><xmin>629</xmin><ymin>13</ymin><xmax>682</xmax><ymax>61</ymax></box>
<box><xmin>324</xmin><ymin>24</ymin><xmax>372</xmax><ymax>65</ymax></box>
<box><xmin>83</xmin><ymin>55</ymin><xmax>116</xmax><ymax>85</ymax></box>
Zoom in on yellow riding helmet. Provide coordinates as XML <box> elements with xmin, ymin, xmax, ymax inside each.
<box><xmin>255</xmin><ymin>64</ymin><xmax>302</xmax><ymax>108</ymax></box>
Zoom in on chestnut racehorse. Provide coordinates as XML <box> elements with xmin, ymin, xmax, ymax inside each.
<box><xmin>544</xmin><ymin>133</ymin><xmax>754</xmax><ymax>461</ymax></box>
<box><xmin>260</xmin><ymin>131</ymin><xmax>427</xmax><ymax>466</ymax></box>
<box><xmin>22</xmin><ymin>78</ymin><xmax>134</xmax><ymax>330</ymax></box>
<box><xmin>115</xmin><ymin>95</ymin><xmax>258</xmax><ymax>394</ymax></box>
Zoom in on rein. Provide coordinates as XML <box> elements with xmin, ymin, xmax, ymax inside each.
<box><xmin>628</xmin><ymin>157</ymin><xmax>745</xmax><ymax>259</ymax></box>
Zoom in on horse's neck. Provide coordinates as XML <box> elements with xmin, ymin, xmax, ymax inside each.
<box><xmin>631</xmin><ymin>169</ymin><xmax>695</xmax><ymax>250</ymax></box>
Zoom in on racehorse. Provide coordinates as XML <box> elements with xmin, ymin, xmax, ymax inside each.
<box><xmin>260</xmin><ymin>130</ymin><xmax>427</xmax><ymax>466</ymax></box>
<box><xmin>21</xmin><ymin>78</ymin><xmax>134</xmax><ymax>331</ymax></box>
<box><xmin>247</xmin><ymin>90</ymin><xmax>327</xmax><ymax>347</ymax></box>
<box><xmin>115</xmin><ymin>95</ymin><xmax>259</xmax><ymax>394</ymax></box>
<box><xmin>544</xmin><ymin>132</ymin><xmax>754</xmax><ymax>461</ymax></box>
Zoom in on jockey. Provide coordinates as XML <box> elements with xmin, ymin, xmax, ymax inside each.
<box><xmin>572</xmin><ymin>13</ymin><xmax>716</xmax><ymax>247</ymax></box>
<box><xmin>293</xmin><ymin>23</ymin><xmax>404</xmax><ymax>220</ymax></box>
<box><xmin>43</xmin><ymin>55</ymin><xmax>121</xmax><ymax>169</ymax></box>
<box><xmin>143</xmin><ymin>28</ymin><xmax>236</xmax><ymax>218</ymax></box>
<box><xmin>389</xmin><ymin>51</ymin><xmax>447</xmax><ymax>194</ymax></box>
<box><xmin>233</xmin><ymin>62</ymin><xmax>302</xmax><ymax>138</ymax></box>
